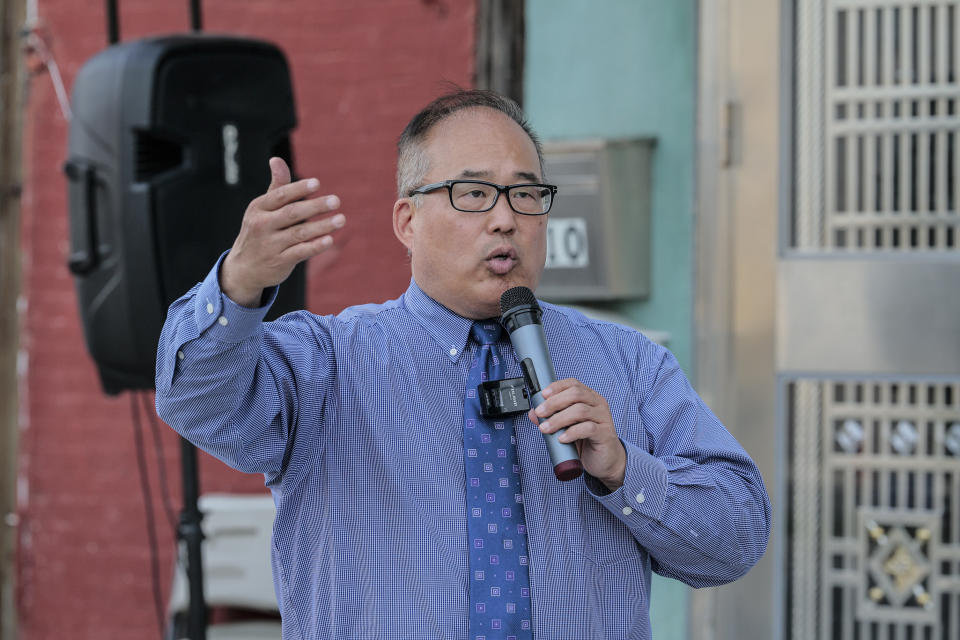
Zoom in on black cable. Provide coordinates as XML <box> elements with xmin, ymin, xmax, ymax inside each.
<box><xmin>190</xmin><ymin>0</ymin><xmax>203</xmax><ymax>31</ymax></box>
<box><xmin>142</xmin><ymin>391</ymin><xmax>178</xmax><ymax>533</ymax></box>
<box><xmin>131</xmin><ymin>393</ymin><xmax>166</xmax><ymax>638</ymax></box>
<box><xmin>106</xmin><ymin>0</ymin><xmax>119</xmax><ymax>44</ymax></box>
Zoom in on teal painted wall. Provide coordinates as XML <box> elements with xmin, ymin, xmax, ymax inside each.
<box><xmin>525</xmin><ymin>0</ymin><xmax>697</xmax><ymax>373</ymax></box>
<box><xmin>524</xmin><ymin>1</ymin><xmax>698</xmax><ymax>638</ymax></box>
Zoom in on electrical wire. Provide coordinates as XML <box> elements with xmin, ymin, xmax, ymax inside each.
<box><xmin>130</xmin><ymin>392</ymin><xmax>166</xmax><ymax>638</ymax></box>
<box><xmin>21</xmin><ymin>7</ymin><xmax>72</xmax><ymax>122</ymax></box>
<box><xmin>26</xmin><ymin>32</ymin><xmax>72</xmax><ymax>120</ymax></box>
<box><xmin>142</xmin><ymin>391</ymin><xmax>178</xmax><ymax>533</ymax></box>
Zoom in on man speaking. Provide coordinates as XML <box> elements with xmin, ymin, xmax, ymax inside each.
<box><xmin>156</xmin><ymin>89</ymin><xmax>771</xmax><ymax>639</ymax></box>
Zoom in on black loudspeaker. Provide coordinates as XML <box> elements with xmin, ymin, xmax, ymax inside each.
<box><xmin>65</xmin><ymin>34</ymin><xmax>304</xmax><ymax>395</ymax></box>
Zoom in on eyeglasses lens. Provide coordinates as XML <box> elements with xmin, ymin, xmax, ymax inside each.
<box><xmin>450</xmin><ymin>182</ymin><xmax>497</xmax><ymax>211</ymax></box>
<box><xmin>508</xmin><ymin>185</ymin><xmax>549</xmax><ymax>214</ymax></box>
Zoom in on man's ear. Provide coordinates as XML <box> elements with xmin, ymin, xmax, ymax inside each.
<box><xmin>393</xmin><ymin>197</ymin><xmax>415</xmax><ymax>253</ymax></box>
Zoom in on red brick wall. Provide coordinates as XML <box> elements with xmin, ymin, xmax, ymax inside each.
<box><xmin>17</xmin><ymin>1</ymin><xmax>475</xmax><ymax>637</ymax></box>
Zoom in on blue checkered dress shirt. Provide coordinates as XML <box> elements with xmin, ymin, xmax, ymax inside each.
<box><xmin>155</xmin><ymin>254</ymin><xmax>771</xmax><ymax>640</ymax></box>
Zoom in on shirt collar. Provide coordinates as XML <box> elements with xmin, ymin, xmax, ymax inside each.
<box><xmin>401</xmin><ymin>279</ymin><xmax>488</xmax><ymax>363</ymax></box>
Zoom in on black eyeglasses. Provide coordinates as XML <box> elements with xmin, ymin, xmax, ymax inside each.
<box><xmin>408</xmin><ymin>179</ymin><xmax>558</xmax><ymax>216</ymax></box>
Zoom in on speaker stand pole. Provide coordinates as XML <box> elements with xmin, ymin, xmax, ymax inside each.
<box><xmin>178</xmin><ymin>437</ymin><xmax>207</xmax><ymax>640</ymax></box>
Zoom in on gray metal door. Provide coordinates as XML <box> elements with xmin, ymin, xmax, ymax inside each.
<box><xmin>785</xmin><ymin>2</ymin><xmax>960</xmax><ymax>638</ymax></box>
<box><xmin>696</xmin><ymin>1</ymin><xmax>960</xmax><ymax>639</ymax></box>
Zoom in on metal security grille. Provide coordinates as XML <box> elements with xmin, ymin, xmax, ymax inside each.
<box><xmin>796</xmin><ymin>0</ymin><xmax>960</xmax><ymax>251</ymax></box>
<box><xmin>787</xmin><ymin>379</ymin><xmax>960</xmax><ymax>640</ymax></box>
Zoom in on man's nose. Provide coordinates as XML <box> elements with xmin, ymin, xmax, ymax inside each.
<box><xmin>486</xmin><ymin>192</ymin><xmax>517</xmax><ymax>234</ymax></box>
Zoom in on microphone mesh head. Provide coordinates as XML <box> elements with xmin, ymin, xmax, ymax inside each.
<box><xmin>500</xmin><ymin>286</ymin><xmax>539</xmax><ymax>316</ymax></box>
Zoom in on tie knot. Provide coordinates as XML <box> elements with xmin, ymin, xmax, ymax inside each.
<box><xmin>470</xmin><ymin>321</ymin><xmax>502</xmax><ymax>346</ymax></box>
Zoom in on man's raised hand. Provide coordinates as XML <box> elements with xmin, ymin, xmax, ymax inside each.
<box><xmin>220</xmin><ymin>157</ymin><xmax>345</xmax><ymax>307</ymax></box>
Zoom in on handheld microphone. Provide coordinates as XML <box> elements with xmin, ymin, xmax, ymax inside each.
<box><xmin>499</xmin><ymin>286</ymin><xmax>583</xmax><ymax>481</ymax></box>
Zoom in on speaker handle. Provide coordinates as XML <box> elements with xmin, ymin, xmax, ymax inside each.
<box><xmin>105</xmin><ymin>0</ymin><xmax>201</xmax><ymax>45</ymax></box>
<box><xmin>64</xmin><ymin>160</ymin><xmax>100</xmax><ymax>276</ymax></box>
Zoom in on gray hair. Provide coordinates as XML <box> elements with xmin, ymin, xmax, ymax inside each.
<box><xmin>396</xmin><ymin>88</ymin><xmax>545</xmax><ymax>198</ymax></box>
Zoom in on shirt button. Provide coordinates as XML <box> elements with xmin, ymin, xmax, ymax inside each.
<box><xmin>622</xmin><ymin>506</ymin><xmax>633</xmax><ymax>516</ymax></box>
<box><xmin>636</xmin><ymin>492</ymin><xmax>646</xmax><ymax>505</ymax></box>
<box><xmin>177</xmin><ymin>351</ymin><xmax>185</xmax><ymax>360</ymax></box>
<box><xmin>206</xmin><ymin>302</ymin><xmax>214</xmax><ymax>314</ymax></box>
<box><xmin>218</xmin><ymin>316</ymin><xmax>229</xmax><ymax>326</ymax></box>
<box><xmin>450</xmin><ymin>347</ymin><xmax>458</xmax><ymax>356</ymax></box>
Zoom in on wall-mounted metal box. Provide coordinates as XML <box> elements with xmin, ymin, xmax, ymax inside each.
<box><xmin>535</xmin><ymin>138</ymin><xmax>655</xmax><ymax>301</ymax></box>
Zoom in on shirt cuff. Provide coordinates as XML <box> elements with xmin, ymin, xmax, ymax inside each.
<box><xmin>192</xmin><ymin>251</ymin><xmax>279</xmax><ymax>343</ymax></box>
<box><xmin>585</xmin><ymin>439</ymin><xmax>668</xmax><ymax>524</ymax></box>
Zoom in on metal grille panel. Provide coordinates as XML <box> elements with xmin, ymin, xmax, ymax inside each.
<box><xmin>787</xmin><ymin>378</ymin><xmax>960</xmax><ymax>639</ymax></box>
<box><xmin>796</xmin><ymin>0</ymin><xmax>960</xmax><ymax>251</ymax></box>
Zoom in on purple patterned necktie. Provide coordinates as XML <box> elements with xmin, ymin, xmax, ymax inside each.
<box><xmin>463</xmin><ymin>321</ymin><xmax>533</xmax><ymax>640</ymax></box>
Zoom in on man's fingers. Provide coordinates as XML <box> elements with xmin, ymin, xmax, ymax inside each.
<box><xmin>281</xmin><ymin>213</ymin><xmax>346</xmax><ymax>246</ymax></box>
<box><xmin>266</xmin><ymin>157</ymin><xmax>292</xmax><ymax>191</ymax></box>
<box><xmin>259</xmin><ymin>158</ymin><xmax>340</xmax><ymax>215</ymax></box>
<box><xmin>537</xmin><ymin>402</ymin><xmax>594</xmax><ymax>433</ymax></box>
<box><xmin>275</xmin><ymin>196</ymin><xmax>343</xmax><ymax>229</ymax></box>
<box><xmin>556</xmin><ymin>421</ymin><xmax>601</xmax><ymax>444</ymax></box>
<box><xmin>260</xmin><ymin>178</ymin><xmax>328</xmax><ymax>212</ymax></box>
<box><xmin>279</xmin><ymin>233</ymin><xmax>336</xmax><ymax>265</ymax></box>
<box><xmin>539</xmin><ymin>377</ymin><xmax>580</xmax><ymax>398</ymax></box>
<box><xmin>534</xmin><ymin>382</ymin><xmax>596</xmax><ymax>419</ymax></box>
<box><xmin>527</xmin><ymin>408</ymin><xmax>540</xmax><ymax>426</ymax></box>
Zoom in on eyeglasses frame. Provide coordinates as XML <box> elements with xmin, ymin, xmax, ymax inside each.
<box><xmin>408</xmin><ymin>179</ymin><xmax>558</xmax><ymax>216</ymax></box>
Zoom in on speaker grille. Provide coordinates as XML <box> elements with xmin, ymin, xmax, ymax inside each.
<box><xmin>134</xmin><ymin>130</ymin><xmax>183</xmax><ymax>181</ymax></box>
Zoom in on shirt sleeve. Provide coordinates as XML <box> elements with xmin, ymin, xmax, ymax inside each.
<box><xmin>583</xmin><ymin>347</ymin><xmax>771</xmax><ymax>588</ymax></box>
<box><xmin>154</xmin><ymin>252</ymin><xmax>332</xmax><ymax>485</ymax></box>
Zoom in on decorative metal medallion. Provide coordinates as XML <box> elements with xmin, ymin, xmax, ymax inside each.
<box><xmin>859</xmin><ymin>510</ymin><xmax>937</xmax><ymax>622</ymax></box>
